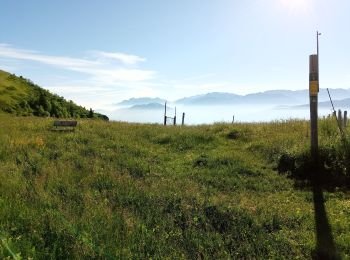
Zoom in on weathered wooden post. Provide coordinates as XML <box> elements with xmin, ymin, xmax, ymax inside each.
<box><xmin>338</xmin><ymin>109</ymin><xmax>343</xmax><ymax>130</ymax></box>
<box><xmin>309</xmin><ymin>54</ymin><xmax>319</xmax><ymax>162</ymax></box>
<box><xmin>173</xmin><ymin>107</ymin><xmax>177</xmax><ymax>126</ymax></box>
<box><xmin>344</xmin><ymin>111</ymin><xmax>348</xmax><ymax>128</ymax></box>
<box><xmin>232</xmin><ymin>115</ymin><xmax>235</xmax><ymax>124</ymax></box>
<box><xmin>182</xmin><ymin>112</ymin><xmax>185</xmax><ymax>126</ymax></box>
<box><xmin>164</xmin><ymin>102</ymin><xmax>167</xmax><ymax>126</ymax></box>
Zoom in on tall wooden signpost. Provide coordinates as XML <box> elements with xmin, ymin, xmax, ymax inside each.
<box><xmin>309</xmin><ymin>31</ymin><xmax>321</xmax><ymax>162</ymax></box>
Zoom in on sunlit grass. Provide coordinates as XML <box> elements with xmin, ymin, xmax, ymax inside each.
<box><xmin>0</xmin><ymin>114</ymin><xmax>349</xmax><ymax>258</ymax></box>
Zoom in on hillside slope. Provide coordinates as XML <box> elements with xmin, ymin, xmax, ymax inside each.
<box><xmin>0</xmin><ymin>115</ymin><xmax>349</xmax><ymax>258</ymax></box>
<box><xmin>0</xmin><ymin>70</ymin><xmax>108</xmax><ymax>119</ymax></box>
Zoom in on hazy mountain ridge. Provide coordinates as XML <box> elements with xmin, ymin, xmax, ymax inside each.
<box><xmin>178</xmin><ymin>89</ymin><xmax>350</xmax><ymax>105</ymax></box>
<box><xmin>296</xmin><ymin>97</ymin><xmax>350</xmax><ymax>108</ymax></box>
<box><xmin>117</xmin><ymin>97</ymin><xmax>166</xmax><ymax>106</ymax></box>
<box><xmin>175</xmin><ymin>92</ymin><xmax>241</xmax><ymax>105</ymax></box>
<box><xmin>117</xmin><ymin>88</ymin><xmax>350</xmax><ymax>108</ymax></box>
<box><xmin>127</xmin><ymin>103</ymin><xmax>171</xmax><ymax>110</ymax></box>
<box><xmin>112</xmin><ymin>89</ymin><xmax>350</xmax><ymax>124</ymax></box>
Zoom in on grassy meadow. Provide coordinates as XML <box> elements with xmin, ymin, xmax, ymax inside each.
<box><xmin>0</xmin><ymin>113</ymin><xmax>350</xmax><ymax>259</ymax></box>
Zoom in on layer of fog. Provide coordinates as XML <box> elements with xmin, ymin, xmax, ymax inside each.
<box><xmin>99</xmin><ymin>104</ymin><xmax>342</xmax><ymax>125</ymax></box>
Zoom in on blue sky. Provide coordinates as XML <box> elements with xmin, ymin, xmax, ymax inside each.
<box><xmin>0</xmin><ymin>0</ymin><xmax>350</xmax><ymax>109</ymax></box>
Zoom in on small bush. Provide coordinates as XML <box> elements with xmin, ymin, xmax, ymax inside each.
<box><xmin>193</xmin><ymin>155</ymin><xmax>208</xmax><ymax>167</ymax></box>
<box><xmin>227</xmin><ymin>129</ymin><xmax>239</xmax><ymax>140</ymax></box>
<box><xmin>277</xmin><ymin>153</ymin><xmax>296</xmax><ymax>174</ymax></box>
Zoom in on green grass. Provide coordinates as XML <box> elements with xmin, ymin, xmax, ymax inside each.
<box><xmin>0</xmin><ymin>114</ymin><xmax>350</xmax><ymax>259</ymax></box>
<box><xmin>0</xmin><ymin>70</ymin><xmax>31</xmax><ymax>113</ymax></box>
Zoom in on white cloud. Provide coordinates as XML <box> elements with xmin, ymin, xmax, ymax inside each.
<box><xmin>71</xmin><ymin>67</ymin><xmax>155</xmax><ymax>83</ymax></box>
<box><xmin>0</xmin><ymin>43</ymin><xmax>155</xmax><ymax>83</ymax></box>
<box><xmin>0</xmin><ymin>43</ymin><xmax>251</xmax><ymax>110</ymax></box>
<box><xmin>0</xmin><ymin>44</ymin><xmax>99</xmax><ymax>68</ymax></box>
<box><xmin>93</xmin><ymin>51</ymin><xmax>146</xmax><ymax>65</ymax></box>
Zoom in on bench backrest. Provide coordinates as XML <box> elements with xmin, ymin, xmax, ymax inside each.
<box><xmin>53</xmin><ymin>121</ymin><xmax>78</xmax><ymax>127</ymax></box>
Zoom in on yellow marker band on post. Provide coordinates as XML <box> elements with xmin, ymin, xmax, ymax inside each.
<box><xmin>310</xmin><ymin>81</ymin><xmax>318</xmax><ymax>96</ymax></box>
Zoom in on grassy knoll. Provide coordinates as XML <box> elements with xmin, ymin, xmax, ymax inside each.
<box><xmin>0</xmin><ymin>70</ymin><xmax>107</xmax><ymax>119</ymax></box>
<box><xmin>0</xmin><ymin>114</ymin><xmax>349</xmax><ymax>259</ymax></box>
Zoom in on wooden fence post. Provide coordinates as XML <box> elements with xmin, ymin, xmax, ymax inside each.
<box><xmin>164</xmin><ymin>102</ymin><xmax>167</xmax><ymax>126</ymax></box>
<box><xmin>344</xmin><ymin>111</ymin><xmax>347</xmax><ymax>128</ymax></box>
<box><xmin>182</xmin><ymin>113</ymin><xmax>185</xmax><ymax>126</ymax></box>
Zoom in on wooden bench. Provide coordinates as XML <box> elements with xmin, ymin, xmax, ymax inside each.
<box><xmin>53</xmin><ymin>120</ymin><xmax>77</xmax><ymax>131</ymax></box>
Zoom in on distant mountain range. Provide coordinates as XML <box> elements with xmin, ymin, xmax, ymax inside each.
<box><xmin>116</xmin><ymin>97</ymin><xmax>166</xmax><ymax>106</ymax></box>
<box><xmin>176</xmin><ymin>89</ymin><xmax>350</xmax><ymax>105</ymax></box>
<box><xmin>117</xmin><ymin>102</ymin><xmax>174</xmax><ymax>111</ymax></box>
<box><xmin>175</xmin><ymin>92</ymin><xmax>241</xmax><ymax>105</ymax></box>
<box><xmin>116</xmin><ymin>88</ymin><xmax>350</xmax><ymax>108</ymax></box>
<box><xmin>296</xmin><ymin>97</ymin><xmax>350</xmax><ymax>108</ymax></box>
<box><xmin>127</xmin><ymin>103</ymin><xmax>170</xmax><ymax>110</ymax></box>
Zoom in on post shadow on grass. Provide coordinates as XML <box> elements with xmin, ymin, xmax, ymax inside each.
<box><xmin>277</xmin><ymin>154</ymin><xmax>344</xmax><ymax>259</ymax></box>
<box><xmin>311</xmin><ymin>177</ymin><xmax>339</xmax><ymax>260</ymax></box>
